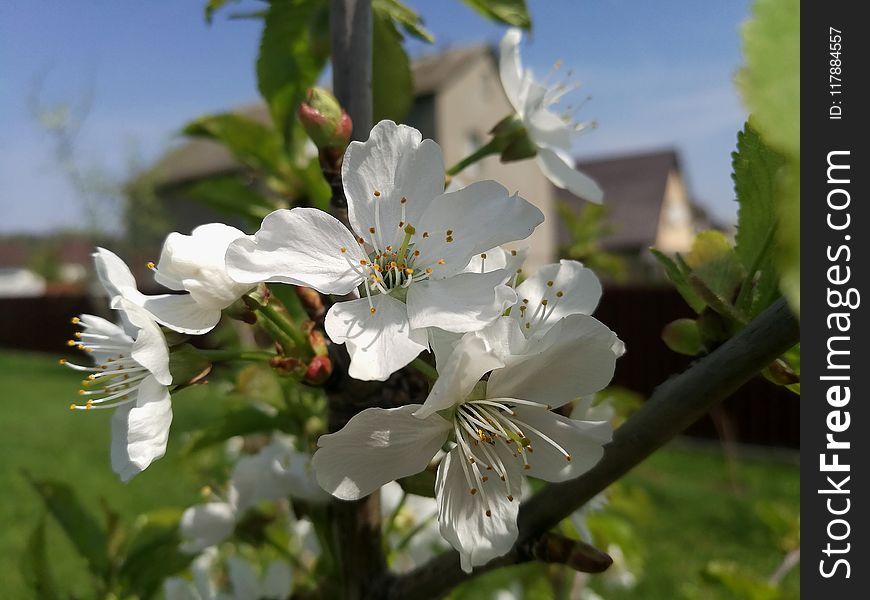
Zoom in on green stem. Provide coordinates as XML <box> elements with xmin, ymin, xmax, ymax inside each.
<box><xmin>445</xmin><ymin>138</ymin><xmax>502</xmax><ymax>177</ymax></box>
<box><xmin>198</xmin><ymin>349</ymin><xmax>276</xmax><ymax>362</ymax></box>
<box><xmin>410</xmin><ymin>357</ymin><xmax>438</xmax><ymax>381</ymax></box>
<box><xmin>258</xmin><ymin>301</ymin><xmax>310</xmax><ymax>351</ymax></box>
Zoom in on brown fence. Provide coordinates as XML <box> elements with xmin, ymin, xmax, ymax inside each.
<box><xmin>0</xmin><ymin>289</ymin><xmax>799</xmax><ymax>448</ymax></box>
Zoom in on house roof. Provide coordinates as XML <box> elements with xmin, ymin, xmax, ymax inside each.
<box><xmin>148</xmin><ymin>45</ymin><xmax>493</xmax><ymax>189</ymax></box>
<box><xmin>556</xmin><ymin>149</ymin><xmax>680</xmax><ymax>252</ymax></box>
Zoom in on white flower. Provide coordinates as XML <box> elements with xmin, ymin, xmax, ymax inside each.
<box><xmin>62</xmin><ymin>300</ymin><xmax>173</xmax><ymax>482</ymax></box>
<box><xmin>181</xmin><ymin>435</ymin><xmax>325</xmax><ymax>553</ymax></box>
<box><xmin>499</xmin><ymin>28</ymin><xmax>603</xmax><ymax>203</ymax></box>
<box><xmin>225</xmin><ymin>557</ymin><xmax>292</xmax><ymax>600</ymax></box>
<box><xmin>151</xmin><ymin>223</ymin><xmax>253</xmax><ymax>327</ymax></box>
<box><xmin>312</xmin><ymin>313</ymin><xmax>617</xmax><ymax>572</ymax></box>
<box><xmin>164</xmin><ymin>549</ymin><xmax>219</xmax><ymax>600</ymax></box>
<box><xmin>94</xmin><ymin>246</ymin><xmax>224</xmax><ymax>335</ymax></box>
<box><xmin>226</xmin><ymin>120</ymin><xmax>544</xmax><ymax>381</ymax></box>
<box><xmin>380</xmin><ymin>481</ymin><xmax>448</xmax><ymax>572</ymax></box>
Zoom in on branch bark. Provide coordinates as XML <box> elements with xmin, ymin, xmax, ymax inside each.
<box><xmin>381</xmin><ymin>298</ymin><xmax>800</xmax><ymax>599</ymax></box>
<box><xmin>327</xmin><ymin>2</ymin><xmax>383</xmax><ymax>599</ymax></box>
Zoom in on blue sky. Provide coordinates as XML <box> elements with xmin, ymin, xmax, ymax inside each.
<box><xmin>0</xmin><ymin>0</ymin><xmax>750</xmax><ymax>234</ymax></box>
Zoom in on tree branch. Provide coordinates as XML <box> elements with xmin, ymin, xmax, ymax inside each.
<box><xmin>381</xmin><ymin>298</ymin><xmax>799</xmax><ymax>599</ymax></box>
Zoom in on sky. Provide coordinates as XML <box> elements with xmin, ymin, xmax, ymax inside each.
<box><xmin>0</xmin><ymin>0</ymin><xmax>750</xmax><ymax>235</ymax></box>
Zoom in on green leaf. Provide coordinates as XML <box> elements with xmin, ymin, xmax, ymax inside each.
<box><xmin>684</xmin><ymin>231</ymin><xmax>745</xmax><ymax>307</ymax></box>
<box><xmin>704</xmin><ymin>560</ymin><xmax>781</xmax><ymax>600</ymax></box>
<box><xmin>184</xmin><ymin>113</ymin><xmax>294</xmax><ymax>183</ymax></box>
<box><xmin>119</xmin><ymin>509</ymin><xmax>194</xmax><ymax>599</ymax></box>
<box><xmin>257</xmin><ymin>0</ymin><xmax>329</xmax><ymax>144</ymax></box>
<box><xmin>731</xmin><ymin>122</ymin><xmax>785</xmax><ymax>317</ymax></box>
<box><xmin>662</xmin><ymin>318</ymin><xmax>703</xmax><ymax>356</ymax></box>
<box><xmin>373</xmin><ymin>0</ymin><xmax>435</xmax><ymax>42</ymax></box>
<box><xmin>27</xmin><ymin>476</ymin><xmax>109</xmax><ymax>577</ymax></box>
<box><xmin>649</xmin><ymin>248</ymin><xmax>706</xmax><ymax>313</ymax></box>
<box><xmin>461</xmin><ymin>0</ymin><xmax>531</xmax><ymax>28</ymax></box>
<box><xmin>775</xmin><ymin>161</ymin><xmax>800</xmax><ymax>316</ymax></box>
<box><xmin>739</xmin><ymin>0</ymin><xmax>799</xmax><ymax>160</ymax></box>
<box><xmin>21</xmin><ymin>516</ymin><xmax>60</xmax><ymax>600</ymax></box>
<box><xmin>372</xmin><ymin>12</ymin><xmax>413</xmax><ymax>123</ymax></box>
<box><xmin>185</xmin><ymin>405</ymin><xmax>281</xmax><ymax>453</ymax></box>
<box><xmin>174</xmin><ymin>174</ymin><xmax>275</xmax><ymax>225</ymax></box>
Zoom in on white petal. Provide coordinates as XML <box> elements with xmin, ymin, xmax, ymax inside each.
<box><xmin>510</xmin><ymin>405</ymin><xmax>611</xmax><ymax>482</ymax></box>
<box><xmin>463</xmin><ymin>246</ymin><xmax>507</xmax><ymax>273</ymax></box>
<box><xmin>261</xmin><ymin>560</ymin><xmax>292</xmax><ymax>599</ymax></box>
<box><xmin>119</xmin><ymin>299</ymin><xmax>172</xmax><ymax>386</ymax></box>
<box><xmin>179</xmin><ymin>502</ymin><xmax>237</xmax><ymax>553</ymax></box>
<box><xmin>155</xmin><ymin>223</ymin><xmax>251</xmax><ymax>309</ymax></box>
<box><xmin>436</xmin><ymin>447</ymin><xmax>520</xmax><ymax>572</ymax></box>
<box><xmin>498</xmin><ymin>28</ymin><xmax>525</xmax><ymax>114</ymax></box>
<box><xmin>227</xmin><ymin>557</ymin><xmax>261</xmax><ymax>600</ymax></box>
<box><xmin>110</xmin><ymin>375</ymin><xmax>172</xmax><ymax>482</ymax></box>
<box><xmin>312</xmin><ymin>404</ymin><xmax>451</xmax><ymax>500</ymax></box>
<box><xmin>414</xmin><ymin>182</ymin><xmax>544</xmax><ymax>277</ymax></box>
<box><xmin>225</xmin><ymin>208</ymin><xmax>366</xmax><ymax>294</ymax></box>
<box><xmin>487</xmin><ymin>314</ymin><xmax>617</xmax><ymax>408</ymax></box>
<box><xmin>163</xmin><ymin>578</ymin><xmax>200</xmax><ymax>600</ymax></box>
<box><xmin>406</xmin><ymin>269</ymin><xmax>516</xmax><ymax>333</ymax></box>
<box><xmin>526</xmin><ymin>105</ymin><xmax>573</xmax><ymax>151</ymax></box>
<box><xmin>427</xmin><ymin>328</ymin><xmax>462</xmax><ymax>373</ymax></box>
<box><xmin>93</xmin><ymin>247</ymin><xmax>139</xmax><ymax>298</ymax></box>
<box><xmin>536</xmin><ymin>148</ymin><xmax>604</xmax><ymax>203</ymax></box>
<box><xmin>515</xmin><ymin>260</ymin><xmax>602</xmax><ymax>333</ymax></box>
<box><xmin>137</xmin><ymin>294</ymin><xmax>222</xmax><ymax>336</ymax></box>
<box><xmin>77</xmin><ymin>313</ymin><xmax>131</xmax><ymax>342</ymax></box>
<box><xmin>414</xmin><ymin>333</ymin><xmax>504</xmax><ymax>419</ymax></box>
<box><xmin>324</xmin><ymin>294</ymin><xmax>428</xmax><ymax>381</ymax></box>
<box><xmin>343</xmin><ymin>120</ymin><xmax>445</xmax><ymax>250</ymax></box>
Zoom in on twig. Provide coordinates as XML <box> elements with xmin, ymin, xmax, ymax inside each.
<box><xmin>381</xmin><ymin>298</ymin><xmax>799</xmax><ymax>599</ymax></box>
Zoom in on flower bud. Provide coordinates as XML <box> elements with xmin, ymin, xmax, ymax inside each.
<box><xmin>304</xmin><ymin>355</ymin><xmax>332</xmax><ymax>385</ymax></box>
<box><xmin>298</xmin><ymin>87</ymin><xmax>352</xmax><ymax>152</ymax></box>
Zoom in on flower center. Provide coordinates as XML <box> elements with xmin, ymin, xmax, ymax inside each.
<box><xmin>62</xmin><ymin>318</ymin><xmax>148</xmax><ymax>411</ymax></box>
<box><xmin>451</xmin><ymin>394</ymin><xmax>572</xmax><ymax>517</ymax></box>
<box><xmin>340</xmin><ymin>192</ymin><xmax>451</xmax><ymax>314</ymax></box>
<box><xmin>516</xmin><ymin>279</ymin><xmax>566</xmax><ymax>336</ymax></box>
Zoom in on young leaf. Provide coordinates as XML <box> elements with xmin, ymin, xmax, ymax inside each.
<box><xmin>184</xmin><ymin>113</ymin><xmax>294</xmax><ymax>184</ymax></box>
<box><xmin>684</xmin><ymin>231</ymin><xmax>745</xmax><ymax>307</ymax></box>
<box><xmin>461</xmin><ymin>0</ymin><xmax>531</xmax><ymax>28</ymax></box>
<box><xmin>662</xmin><ymin>318</ymin><xmax>703</xmax><ymax>356</ymax></box>
<box><xmin>649</xmin><ymin>248</ymin><xmax>706</xmax><ymax>313</ymax></box>
<box><xmin>27</xmin><ymin>476</ymin><xmax>109</xmax><ymax>578</ymax></box>
<box><xmin>373</xmin><ymin>0</ymin><xmax>435</xmax><ymax>43</ymax></box>
<box><xmin>257</xmin><ymin>0</ymin><xmax>329</xmax><ymax>144</ymax></box>
<box><xmin>372</xmin><ymin>12</ymin><xmax>413</xmax><ymax>123</ymax></box>
<box><xmin>119</xmin><ymin>509</ymin><xmax>194</xmax><ymax>599</ymax></box>
<box><xmin>173</xmin><ymin>174</ymin><xmax>276</xmax><ymax>225</ymax></box>
<box><xmin>185</xmin><ymin>405</ymin><xmax>281</xmax><ymax>453</ymax></box>
<box><xmin>775</xmin><ymin>161</ymin><xmax>800</xmax><ymax>316</ymax></box>
<box><xmin>731</xmin><ymin>122</ymin><xmax>785</xmax><ymax>316</ymax></box>
<box><xmin>21</xmin><ymin>516</ymin><xmax>60</xmax><ymax>600</ymax></box>
<box><xmin>739</xmin><ymin>0</ymin><xmax>799</xmax><ymax>161</ymax></box>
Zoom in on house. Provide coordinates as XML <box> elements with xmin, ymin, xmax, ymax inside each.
<box><xmin>556</xmin><ymin>150</ymin><xmax>711</xmax><ymax>281</ymax></box>
<box><xmin>141</xmin><ymin>45</ymin><xmax>709</xmax><ymax>279</ymax></box>
<box><xmin>0</xmin><ymin>235</ymin><xmax>93</xmax><ymax>297</ymax></box>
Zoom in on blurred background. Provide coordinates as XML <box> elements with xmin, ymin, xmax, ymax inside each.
<box><xmin>1</xmin><ymin>1</ymin><xmax>798</xmax><ymax>598</ymax></box>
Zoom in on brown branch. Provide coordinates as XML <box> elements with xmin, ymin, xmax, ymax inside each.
<box><xmin>380</xmin><ymin>298</ymin><xmax>800</xmax><ymax>599</ymax></box>
<box><xmin>326</xmin><ymin>2</ymin><xmax>385</xmax><ymax>598</ymax></box>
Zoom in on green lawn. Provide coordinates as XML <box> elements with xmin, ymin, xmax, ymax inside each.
<box><xmin>0</xmin><ymin>350</ymin><xmax>226</xmax><ymax>598</ymax></box>
<box><xmin>0</xmin><ymin>350</ymin><xmax>799</xmax><ymax>599</ymax></box>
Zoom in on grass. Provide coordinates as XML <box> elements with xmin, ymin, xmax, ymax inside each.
<box><xmin>0</xmin><ymin>350</ymin><xmax>226</xmax><ymax>598</ymax></box>
<box><xmin>0</xmin><ymin>350</ymin><xmax>799</xmax><ymax>599</ymax></box>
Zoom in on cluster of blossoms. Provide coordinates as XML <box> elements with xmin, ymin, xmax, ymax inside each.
<box><xmin>63</xmin><ymin>30</ymin><xmax>621</xmax><ymax>579</ymax></box>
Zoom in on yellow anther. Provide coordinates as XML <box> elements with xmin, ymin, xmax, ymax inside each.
<box><xmin>340</xmin><ymin>247</ymin><xmax>347</xmax><ymax>253</ymax></box>
<box><xmin>566</xmin><ymin>455</ymin><xmax>573</xmax><ymax>462</ymax></box>
<box><xmin>76</xmin><ymin>343</ymin><xmax>85</xmax><ymax>350</ymax></box>
<box><xmin>74</xmin><ymin>332</ymin><xmax>81</xmax><ymax>338</ymax></box>
<box><xmin>470</xmin><ymin>488</ymin><xmax>478</xmax><ymax>495</ymax></box>
<box><xmin>485</xmin><ymin>509</ymin><xmax>492</xmax><ymax>517</ymax></box>
<box><xmin>522</xmin><ymin>298</ymin><xmax>529</xmax><ymax>304</ymax></box>
<box><xmin>546</xmin><ymin>280</ymin><xmax>554</xmax><ymax>287</ymax></box>
<box><xmin>511</xmin><ymin>250</ymin><xmax>518</xmax><ymax>256</ymax></box>
<box><xmin>373</xmin><ymin>190</ymin><xmax>381</xmax><ymax>197</ymax></box>
<box><xmin>523</xmin><ymin>464</ymin><xmax>531</xmax><ymax>470</ymax></box>
<box><xmin>67</xmin><ymin>340</ymin><xmax>76</xmax><ymax>347</ymax></box>
<box><xmin>389</xmin><ymin>261</ymin><xmax>397</xmax><ymax>269</ymax></box>
<box><xmin>385</xmin><ymin>245</ymin><xmax>393</xmax><ymax>252</ymax></box>
<box><xmin>425</xmin><ymin>268</ymin><xmax>433</xmax><ymax>274</ymax></box>
<box><xmin>373</xmin><ymin>264</ymin><xmax>381</xmax><ymax>272</ymax></box>
<box><xmin>541</xmin><ymin>299</ymin><xmax>549</xmax><ymax>306</ymax></box>
<box><xmin>78</xmin><ymin>389</ymin><xmax>86</xmax><ymax>395</ymax></box>
<box><xmin>70</xmin><ymin>317</ymin><xmax>80</xmax><ymax>324</ymax></box>
<box><xmin>413</xmin><ymin>250</ymin><xmax>420</xmax><ymax>256</ymax></box>
<box><xmin>525</xmin><ymin>323</ymin><xmax>531</xmax><ymax>329</ymax></box>
<box><xmin>85</xmin><ymin>401</ymin><xmax>93</xmax><ymax>410</ymax></box>
<box><xmin>446</xmin><ymin>229</ymin><xmax>453</xmax><ymax>236</ymax></box>
<box><xmin>200</xmin><ymin>485</ymin><xmax>212</xmax><ymax>497</ymax></box>
<box><xmin>481</xmin><ymin>476</ymin><xmax>489</xmax><ymax>482</ymax></box>
<box><xmin>58</xmin><ymin>358</ymin><xmax>66</xmax><ymax>365</ymax></box>
<box><xmin>400</xmin><ymin>196</ymin><xmax>407</xmax><ymax>204</ymax></box>
<box><xmin>404</xmin><ymin>268</ymin><xmax>413</xmax><ymax>275</ymax></box>
<box><xmin>146</xmin><ymin>261</ymin><xmax>156</xmax><ymax>270</ymax></box>
<box><xmin>556</xmin><ymin>291</ymin><xmax>564</xmax><ymax>297</ymax></box>
<box><xmin>360</xmin><ymin>259</ymin><xmax>368</xmax><ymax>265</ymax></box>
<box><xmin>437</xmin><ymin>259</ymin><xmax>445</xmax><ymax>265</ymax></box>
<box><xmin>69</xmin><ymin>403</ymin><xmax>76</xmax><ymax>411</ymax></box>
<box><xmin>422</xmin><ymin>231</ymin><xmax>429</xmax><ymax>238</ymax></box>
<box><xmin>398</xmin><ymin>221</ymin><xmax>404</xmax><ymax>228</ymax></box>
<box><xmin>446</xmin><ymin>236</ymin><xmax>453</xmax><ymax>243</ymax></box>
<box><xmin>507</xmin><ymin>494</ymin><xmax>514</xmax><ymax>501</ymax></box>
<box><xmin>480</xmin><ymin>253</ymin><xmax>487</xmax><ymax>259</ymax></box>
<box><xmin>357</xmin><ymin>237</ymin><xmax>365</xmax><ymax>244</ymax></box>
<box><xmin>369</xmin><ymin>227</ymin><xmax>376</xmax><ymax>234</ymax></box>
<box><xmin>370</xmin><ymin>307</ymin><xmax>376</xmax><ymax>315</ymax></box>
